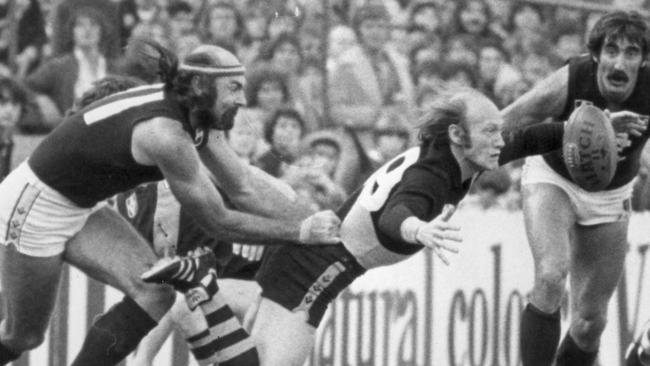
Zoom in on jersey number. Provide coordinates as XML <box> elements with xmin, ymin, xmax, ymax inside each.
<box><xmin>359</xmin><ymin>148</ymin><xmax>420</xmax><ymax>212</ymax></box>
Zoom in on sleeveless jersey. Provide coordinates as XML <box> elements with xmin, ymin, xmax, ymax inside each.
<box><xmin>336</xmin><ymin>123</ymin><xmax>564</xmax><ymax>269</ymax></box>
<box><xmin>29</xmin><ymin>84</ymin><xmax>190</xmax><ymax>207</ymax></box>
<box><xmin>542</xmin><ymin>54</ymin><xmax>650</xmax><ymax>189</ymax></box>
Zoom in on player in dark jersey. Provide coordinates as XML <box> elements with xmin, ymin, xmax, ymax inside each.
<box><xmin>144</xmin><ymin>87</ymin><xmax>579</xmax><ymax>366</ymax></box>
<box><xmin>0</xmin><ymin>41</ymin><xmax>340</xmax><ymax>366</ymax></box>
<box><xmin>500</xmin><ymin>11</ymin><xmax>650</xmax><ymax>366</ymax></box>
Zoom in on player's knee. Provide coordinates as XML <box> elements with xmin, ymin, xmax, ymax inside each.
<box><xmin>573</xmin><ymin>314</ymin><xmax>607</xmax><ymax>344</ymax></box>
<box><xmin>535</xmin><ymin>267</ymin><xmax>568</xmax><ymax>292</ymax></box>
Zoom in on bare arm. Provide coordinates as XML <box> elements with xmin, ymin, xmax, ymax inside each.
<box><xmin>501</xmin><ymin>65</ymin><xmax>568</xmax><ymax>139</ymax></box>
<box><xmin>199</xmin><ymin>131</ymin><xmax>315</xmax><ymax>221</ymax></box>
<box><xmin>133</xmin><ymin>118</ymin><xmax>306</xmax><ymax>245</ymax></box>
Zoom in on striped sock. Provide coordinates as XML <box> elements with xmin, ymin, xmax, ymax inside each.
<box><xmin>186</xmin><ymin>293</ymin><xmax>259</xmax><ymax>366</ymax></box>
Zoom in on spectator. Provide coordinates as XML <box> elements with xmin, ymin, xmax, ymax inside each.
<box><xmin>455</xmin><ymin>0</ymin><xmax>501</xmax><ymax>47</ymax></box>
<box><xmin>441</xmin><ymin>60</ymin><xmax>478</xmax><ymax>89</ymax></box>
<box><xmin>174</xmin><ymin>30</ymin><xmax>202</xmax><ymax>59</ymax></box>
<box><xmin>0</xmin><ymin>0</ymin><xmax>47</xmax><ymax>78</ymax></box>
<box><xmin>203</xmin><ymin>1</ymin><xmax>247</xmax><ymax>56</ymax></box>
<box><xmin>520</xmin><ymin>51</ymin><xmax>554</xmax><ymax>87</ymax></box>
<box><xmin>259</xmin><ymin>33</ymin><xmax>320</xmax><ymax>131</ymax></box>
<box><xmin>167</xmin><ymin>0</ymin><xmax>195</xmax><ymax>40</ymax></box>
<box><xmin>256</xmin><ymin>107</ymin><xmax>306</xmax><ymax>178</ymax></box>
<box><xmin>24</xmin><ymin>7</ymin><xmax>117</xmax><ymax>127</ymax></box>
<box><xmin>552</xmin><ymin>22</ymin><xmax>584</xmax><ymax>63</ymax></box>
<box><xmin>444</xmin><ymin>34</ymin><xmax>479</xmax><ymax>66</ymax></box>
<box><xmin>327</xmin><ymin>24</ymin><xmax>359</xmax><ymax>72</ymax></box>
<box><xmin>412</xmin><ymin>59</ymin><xmax>444</xmax><ymax>90</ymax></box>
<box><xmin>266</xmin><ymin>7</ymin><xmax>302</xmax><ymax>41</ymax></box>
<box><xmin>0</xmin><ymin>77</ymin><xmax>28</xmax><ymax>181</ymax></box>
<box><xmin>476</xmin><ymin>42</ymin><xmax>521</xmax><ymax>107</ymax></box>
<box><xmin>504</xmin><ymin>2</ymin><xmax>549</xmax><ymax>67</ymax></box>
<box><xmin>52</xmin><ymin>0</ymin><xmax>120</xmax><ymax>58</ymax></box>
<box><xmin>244</xmin><ymin>64</ymin><xmax>291</xmax><ymax>128</ymax></box>
<box><xmin>130</xmin><ymin>20</ymin><xmax>174</xmax><ymax>50</ymax></box>
<box><xmin>409</xmin><ymin>37</ymin><xmax>443</xmax><ymax>74</ymax></box>
<box><xmin>283</xmin><ymin>130</ymin><xmax>347</xmax><ymax>211</ymax></box>
<box><xmin>436</xmin><ymin>0</ymin><xmax>459</xmax><ymax>38</ymax></box>
<box><xmin>408</xmin><ymin>1</ymin><xmax>440</xmax><ymax>35</ymax></box>
<box><xmin>329</xmin><ymin>3</ymin><xmax>415</xmax><ymax>151</ymax></box>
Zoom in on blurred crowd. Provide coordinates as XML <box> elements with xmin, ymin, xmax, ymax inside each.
<box><xmin>0</xmin><ymin>0</ymin><xmax>650</xmax><ymax>212</ymax></box>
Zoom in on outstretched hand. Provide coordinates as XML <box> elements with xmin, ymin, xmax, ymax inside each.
<box><xmin>415</xmin><ymin>204</ymin><xmax>462</xmax><ymax>265</ymax></box>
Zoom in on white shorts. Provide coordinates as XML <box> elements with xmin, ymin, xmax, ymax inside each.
<box><xmin>521</xmin><ymin>155</ymin><xmax>633</xmax><ymax>226</ymax></box>
<box><xmin>0</xmin><ymin>162</ymin><xmax>101</xmax><ymax>257</ymax></box>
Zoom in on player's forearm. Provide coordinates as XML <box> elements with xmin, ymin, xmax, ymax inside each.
<box><xmin>498</xmin><ymin>123</ymin><xmax>564</xmax><ymax>165</ymax></box>
<box><xmin>232</xmin><ymin>166</ymin><xmax>315</xmax><ymax>220</ymax></box>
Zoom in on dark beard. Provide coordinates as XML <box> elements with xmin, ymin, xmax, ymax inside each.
<box><xmin>214</xmin><ymin>106</ymin><xmax>239</xmax><ymax>131</ymax></box>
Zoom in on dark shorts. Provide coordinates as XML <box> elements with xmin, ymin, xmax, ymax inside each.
<box><xmin>256</xmin><ymin>243</ymin><xmax>366</xmax><ymax>328</ymax></box>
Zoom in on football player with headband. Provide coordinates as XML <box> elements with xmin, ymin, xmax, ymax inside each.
<box><xmin>0</xmin><ymin>39</ymin><xmax>339</xmax><ymax>366</ymax></box>
<box><xmin>145</xmin><ymin>87</ymin><xmax>591</xmax><ymax>366</ymax></box>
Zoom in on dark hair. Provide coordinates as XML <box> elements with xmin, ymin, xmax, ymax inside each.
<box><xmin>65</xmin><ymin>6</ymin><xmax>109</xmax><ymax>55</ymax></box>
<box><xmin>245</xmin><ymin>65</ymin><xmax>290</xmax><ymax>107</ymax></box>
<box><xmin>168</xmin><ymin>0</ymin><xmax>192</xmax><ymax>17</ymax></box>
<box><xmin>351</xmin><ymin>4</ymin><xmax>390</xmax><ymax>35</ymax></box>
<box><xmin>310</xmin><ymin>137</ymin><xmax>341</xmax><ymax>155</ymax></box>
<box><xmin>259</xmin><ymin>32</ymin><xmax>303</xmax><ymax>62</ymax></box>
<box><xmin>455</xmin><ymin>0</ymin><xmax>493</xmax><ymax>35</ymax></box>
<box><xmin>418</xmin><ymin>88</ymin><xmax>477</xmax><ymax>148</ymax></box>
<box><xmin>204</xmin><ymin>1</ymin><xmax>247</xmax><ymax>42</ymax></box>
<box><xmin>587</xmin><ymin>11</ymin><xmax>650</xmax><ymax>59</ymax></box>
<box><xmin>441</xmin><ymin>61</ymin><xmax>478</xmax><ymax>88</ymax></box>
<box><xmin>75</xmin><ymin>75</ymin><xmax>144</xmax><ymax>110</ymax></box>
<box><xmin>264</xmin><ymin>107</ymin><xmax>305</xmax><ymax>143</ymax></box>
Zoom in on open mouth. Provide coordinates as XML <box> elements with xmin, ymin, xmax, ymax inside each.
<box><xmin>608</xmin><ymin>72</ymin><xmax>629</xmax><ymax>86</ymax></box>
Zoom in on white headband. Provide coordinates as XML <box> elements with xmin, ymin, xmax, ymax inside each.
<box><xmin>179</xmin><ymin>64</ymin><xmax>245</xmax><ymax>76</ymax></box>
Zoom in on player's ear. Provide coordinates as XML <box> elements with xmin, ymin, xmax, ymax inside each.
<box><xmin>190</xmin><ymin>75</ymin><xmax>204</xmax><ymax>96</ymax></box>
<box><xmin>448</xmin><ymin>124</ymin><xmax>465</xmax><ymax>145</ymax></box>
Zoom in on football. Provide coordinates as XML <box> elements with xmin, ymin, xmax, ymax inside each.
<box><xmin>562</xmin><ymin>102</ymin><xmax>618</xmax><ymax>192</ymax></box>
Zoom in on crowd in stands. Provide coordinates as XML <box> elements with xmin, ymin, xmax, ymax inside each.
<box><xmin>0</xmin><ymin>0</ymin><xmax>649</xmax><ymax>212</ymax></box>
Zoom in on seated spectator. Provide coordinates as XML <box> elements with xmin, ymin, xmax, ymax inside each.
<box><xmin>256</xmin><ymin>107</ymin><xmax>306</xmax><ymax>178</ymax></box>
<box><xmin>445</xmin><ymin>33</ymin><xmax>479</xmax><ymax>66</ymax></box>
<box><xmin>327</xmin><ymin>24</ymin><xmax>359</xmax><ymax>72</ymax></box>
<box><xmin>409</xmin><ymin>37</ymin><xmax>443</xmax><ymax>73</ymax></box>
<box><xmin>0</xmin><ymin>77</ymin><xmax>28</xmax><ymax>181</ymax></box>
<box><xmin>266</xmin><ymin>6</ymin><xmax>303</xmax><ymax>41</ymax></box>
<box><xmin>476</xmin><ymin>42</ymin><xmax>521</xmax><ymax>107</ymax></box>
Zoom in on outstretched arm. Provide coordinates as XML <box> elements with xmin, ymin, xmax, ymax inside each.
<box><xmin>501</xmin><ymin>65</ymin><xmax>568</xmax><ymax>139</ymax></box>
<box><xmin>133</xmin><ymin>118</ymin><xmax>338</xmax><ymax>245</ymax></box>
<box><xmin>199</xmin><ymin>131</ymin><xmax>314</xmax><ymax>221</ymax></box>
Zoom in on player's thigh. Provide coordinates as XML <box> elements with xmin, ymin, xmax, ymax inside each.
<box><xmin>0</xmin><ymin>244</ymin><xmax>63</xmax><ymax>343</ymax></box>
<box><xmin>570</xmin><ymin>219</ymin><xmax>628</xmax><ymax>314</ymax></box>
<box><xmin>64</xmin><ymin>207</ymin><xmax>161</xmax><ymax>298</ymax></box>
<box><xmin>522</xmin><ymin>183</ymin><xmax>576</xmax><ymax>269</ymax></box>
<box><xmin>252</xmin><ymin>297</ymin><xmax>315</xmax><ymax>366</ymax></box>
<box><xmin>218</xmin><ymin>279</ymin><xmax>261</xmax><ymax>321</ymax></box>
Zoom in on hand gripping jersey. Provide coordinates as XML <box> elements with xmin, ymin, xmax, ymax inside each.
<box><xmin>28</xmin><ymin>84</ymin><xmax>191</xmax><ymax>208</ymax></box>
<box><xmin>543</xmin><ymin>54</ymin><xmax>650</xmax><ymax>189</ymax></box>
<box><xmin>338</xmin><ymin>122</ymin><xmax>564</xmax><ymax>269</ymax></box>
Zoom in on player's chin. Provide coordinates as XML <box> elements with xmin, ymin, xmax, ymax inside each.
<box><xmin>603</xmin><ymin>83</ymin><xmax>632</xmax><ymax>103</ymax></box>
